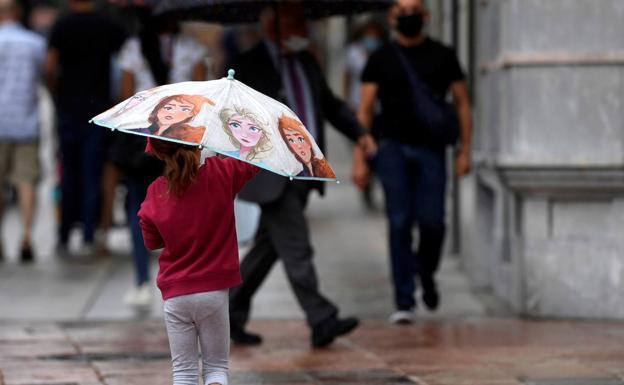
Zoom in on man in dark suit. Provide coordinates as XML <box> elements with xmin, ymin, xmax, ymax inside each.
<box><xmin>229</xmin><ymin>2</ymin><xmax>376</xmax><ymax>348</ymax></box>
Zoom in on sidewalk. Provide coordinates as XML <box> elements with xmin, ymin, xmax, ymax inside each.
<box><xmin>2</xmin><ymin>120</ymin><xmax>624</xmax><ymax>383</ymax></box>
<box><xmin>1</xmin><ymin>318</ymin><xmax>624</xmax><ymax>385</ymax></box>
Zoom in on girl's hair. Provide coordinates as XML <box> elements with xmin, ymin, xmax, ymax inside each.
<box><xmin>219</xmin><ymin>105</ymin><xmax>273</xmax><ymax>161</ymax></box>
<box><xmin>149</xmin><ymin>139</ymin><xmax>199</xmax><ymax>196</ymax></box>
<box><xmin>148</xmin><ymin>94</ymin><xmax>214</xmax><ymax>126</ymax></box>
<box><xmin>278</xmin><ymin>115</ymin><xmax>316</xmax><ymax>162</ymax></box>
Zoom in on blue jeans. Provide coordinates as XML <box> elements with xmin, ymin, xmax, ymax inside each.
<box><xmin>127</xmin><ymin>180</ymin><xmax>150</xmax><ymax>286</ymax></box>
<box><xmin>58</xmin><ymin>112</ymin><xmax>106</xmax><ymax>244</ymax></box>
<box><xmin>374</xmin><ymin>140</ymin><xmax>447</xmax><ymax>311</ymax></box>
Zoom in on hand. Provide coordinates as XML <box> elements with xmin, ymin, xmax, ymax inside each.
<box><xmin>352</xmin><ymin>155</ymin><xmax>371</xmax><ymax>191</ymax></box>
<box><xmin>358</xmin><ymin>134</ymin><xmax>378</xmax><ymax>158</ymax></box>
<box><xmin>455</xmin><ymin>149</ymin><xmax>471</xmax><ymax>177</ymax></box>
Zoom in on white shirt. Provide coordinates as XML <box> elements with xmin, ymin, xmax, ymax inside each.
<box><xmin>118</xmin><ymin>34</ymin><xmax>207</xmax><ymax>92</ymax></box>
<box><xmin>0</xmin><ymin>21</ymin><xmax>45</xmax><ymax>140</ymax></box>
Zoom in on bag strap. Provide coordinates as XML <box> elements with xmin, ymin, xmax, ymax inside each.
<box><xmin>390</xmin><ymin>42</ymin><xmax>438</xmax><ymax>100</ymax></box>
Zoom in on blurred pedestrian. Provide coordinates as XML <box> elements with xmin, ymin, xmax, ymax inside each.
<box><xmin>228</xmin><ymin>2</ymin><xmax>376</xmax><ymax>348</ymax></box>
<box><xmin>105</xmin><ymin>12</ymin><xmax>206</xmax><ymax>307</ymax></box>
<box><xmin>0</xmin><ymin>0</ymin><xmax>45</xmax><ymax>263</ymax></box>
<box><xmin>139</xmin><ymin>139</ymin><xmax>258</xmax><ymax>385</ymax></box>
<box><xmin>45</xmin><ymin>0</ymin><xmax>126</xmax><ymax>258</ymax></box>
<box><xmin>344</xmin><ymin>17</ymin><xmax>387</xmax><ymax>209</ymax></box>
<box><xmin>353</xmin><ymin>0</ymin><xmax>472</xmax><ymax>323</ymax></box>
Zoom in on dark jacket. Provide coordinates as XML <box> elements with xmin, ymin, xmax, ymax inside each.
<box><xmin>231</xmin><ymin>41</ymin><xmax>365</xmax><ymax>204</ymax></box>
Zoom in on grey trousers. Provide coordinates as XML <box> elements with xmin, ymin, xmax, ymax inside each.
<box><xmin>230</xmin><ymin>183</ymin><xmax>338</xmax><ymax>329</ymax></box>
<box><xmin>164</xmin><ymin>290</ymin><xmax>229</xmax><ymax>385</ymax></box>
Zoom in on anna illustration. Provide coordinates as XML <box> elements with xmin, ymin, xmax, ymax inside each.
<box><xmin>219</xmin><ymin>106</ymin><xmax>273</xmax><ymax>162</ymax></box>
<box><xmin>132</xmin><ymin>94</ymin><xmax>214</xmax><ymax>144</ymax></box>
<box><xmin>278</xmin><ymin>115</ymin><xmax>336</xmax><ymax>179</ymax></box>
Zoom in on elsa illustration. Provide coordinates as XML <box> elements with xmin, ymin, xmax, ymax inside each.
<box><xmin>219</xmin><ymin>106</ymin><xmax>273</xmax><ymax>162</ymax></box>
<box><xmin>132</xmin><ymin>94</ymin><xmax>214</xmax><ymax>144</ymax></box>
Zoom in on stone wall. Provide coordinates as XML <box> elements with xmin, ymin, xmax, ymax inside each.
<box><xmin>460</xmin><ymin>0</ymin><xmax>624</xmax><ymax>318</ymax></box>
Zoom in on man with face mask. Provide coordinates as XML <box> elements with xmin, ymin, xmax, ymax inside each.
<box><xmin>227</xmin><ymin>2</ymin><xmax>376</xmax><ymax>347</ymax></box>
<box><xmin>353</xmin><ymin>0</ymin><xmax>473</xmax><ymax>324</ymax></box>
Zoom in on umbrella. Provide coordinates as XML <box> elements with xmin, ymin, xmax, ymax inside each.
<box><xmin>153</xmin><ymin>0</ymin><xmax>393</xmax><ymax>23</ymax></box>
<box><xmin>90</xmin><ymin>70</ymin><xmax>337</xmax><ymax>181</ymax></box>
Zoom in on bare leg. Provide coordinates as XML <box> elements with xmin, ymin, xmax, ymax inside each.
<box><xmin>17</xmin><ymin>182</ymin><xmax>35</xmax><ymax>247</ymax></box>
<box><xmin>98</xmin><ymin>162</ymin><xmax>120</xmax><ymax>253</ymax></box>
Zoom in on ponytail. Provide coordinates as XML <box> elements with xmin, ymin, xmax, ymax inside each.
<box><xmin>150</xmin><ymin>139</ymin><xmax>199</xmax><ymax>196</ymax></box>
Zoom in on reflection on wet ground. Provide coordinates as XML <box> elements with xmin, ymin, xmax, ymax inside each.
<box><xmin>1</xmin><ymin>319</ymin><xmax>623</xmax><ymax>385</ymax></box>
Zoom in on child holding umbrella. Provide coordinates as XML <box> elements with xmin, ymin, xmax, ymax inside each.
<box><xmin>138</xmin><ymin>138</ymin><xmax>258</xmax><ymax>385</ymax></box>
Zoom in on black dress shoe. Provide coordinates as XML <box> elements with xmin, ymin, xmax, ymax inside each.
<box><xmin>20</xmin><ymin>245</ymin><xmax>34</xmax><ymax>264</ymax></box>
<box><xmin>421</xmin><ymin>276</ymin><xmax>439</xmax><ymax>311</ymax></box>
<box><xmin>312</xmin><ymin>316</ymin><xmax>359</xmax><ymax>348</ymax></box>
<box><xmin>230</xmin><ymin>327</ymin><xmax>263</xmax><ymax>346</ymax></box>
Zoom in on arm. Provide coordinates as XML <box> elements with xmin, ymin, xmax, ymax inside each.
<box><xmin>352</xmin><ymin>82</ymin><xmax>379</xmax><ymax>190</ymax></box>
<box><xmin>192</xmin><ymin>61</ymin><xmax>207</xmax><ymax>81</ymax></box>
<box><xmin>450</xmin><ymin>80</ymin><xmax>472</xmax><ymax>177</ymax></box>
<box><xmin>139</xmin><ymin>216</ymin><xmax>164</xmax><ymax>250</ymax></box>
<box><xmin>45</xmin><ymin>48</ymin><xmax>59</xmax><ymax>91</ymax></box>
<box><xmin>223</xmin><ymin>158</ymin><xmax>260</xmax><ymax>196</ymax></box>
<box><xmin>120</xmin><ymin>70</ymin><xmax>135</xmax><ymax>100</ymax></box>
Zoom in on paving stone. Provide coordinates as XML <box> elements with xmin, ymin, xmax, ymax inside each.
<box><xmin>0</xmin><ymin>360</ymin><xmax>101</xmax><ymax>385</ymax></box>
<box><xmin>0</xmin><ymin>341</ymin><xmax>77</xmax><ymax>359</ymax></box>
<box><xmin>521</xmin><ymin>379</ymin><xmax>624</xmax><ymax>385</ymax></box>
<box><xmin>0</xmin><ymin>323</ymin><xmax>66</xmax><ymax>342</ymax></box>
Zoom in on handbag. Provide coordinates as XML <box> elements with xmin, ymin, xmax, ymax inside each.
<box><xmin>391</xmin><ymin>43</ymin><xmax>460</xmax><ymax>146</ymax></box>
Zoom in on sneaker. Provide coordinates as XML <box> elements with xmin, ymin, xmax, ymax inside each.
<box><xmin>311</xmin><ymin>316</ymin><xmax>359</xmax><ymax>348</ymax></box>
<box><xmin>230</xmin><ymin>326</ymin><xmax>263</xmax><ymax>346</ymax></box>
<box><xmin>124</xmin><ymin>283</ymin><xmax>153</xmax><ymax>308</ymax></box>
<box><xmin>389</xmin><ymin>309</ymin><xmax>416</xmax><ymax>325</ymax></box>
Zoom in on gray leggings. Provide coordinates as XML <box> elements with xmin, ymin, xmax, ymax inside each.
<box><xmin>163</xmin><ymin>290</ymin><xmax>230</xmax><ymax>385</ymax></box>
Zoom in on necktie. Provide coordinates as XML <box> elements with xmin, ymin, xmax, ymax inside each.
<box><xmin>285</xmin><ymin>57</ymin><xmax>309</xmax><ymax>133</ymax></box>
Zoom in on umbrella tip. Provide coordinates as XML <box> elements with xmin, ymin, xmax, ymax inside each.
<box><xmin>227</xmin><ymin>69</ymin><xmax>235</xmax><ymax>80</ymax></box>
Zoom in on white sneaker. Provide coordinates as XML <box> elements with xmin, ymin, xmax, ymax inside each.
<box><xmin>124</xmin><ymin>283</ymin><xmax>153</xmax><ymax>308</ymax></box>
<box><xmin>389</xmin><ymin>309</ymin><xmax>416</xmax><ymax>324</ymax></box>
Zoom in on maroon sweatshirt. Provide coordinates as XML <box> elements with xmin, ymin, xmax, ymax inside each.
<box><xmin>138</xmin><ymin>156</ymin><xmax>259</xmax><ymax>300</ymax></box>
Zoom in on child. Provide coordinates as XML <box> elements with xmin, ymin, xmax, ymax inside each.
<box><xmin>138</xmin><ymin>138</ymin><xmax>258</xmax><ymax>385</ymax></box>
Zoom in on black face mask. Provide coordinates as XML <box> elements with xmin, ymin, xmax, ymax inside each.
<box><xmin>396</xmin><ymin>13</ymin><xmax>424</xmax><ymax>37</ymax></box>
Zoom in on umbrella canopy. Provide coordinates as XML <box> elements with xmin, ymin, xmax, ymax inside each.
<box><xmin>91</xmin><ymin>70</ymin><xmax>337</xmax><ymax>181</ymax></box>
<box><xmin>154</xmin><ymin>0</ymin><xmax>393</xmax><ymax>22</ymax></box>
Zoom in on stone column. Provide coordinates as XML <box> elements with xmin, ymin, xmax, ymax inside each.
<box><xmin>460</xmin><ymin>0</ymin><xmax>624</xmax><ymax>318</ymax></box>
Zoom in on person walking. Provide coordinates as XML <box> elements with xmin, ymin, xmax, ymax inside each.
<box><xmin>46</xmin><ymin>0</ymin><xmax>126</xmax><ymax>258</ymax></box>
<box><xmin>344</xmin><ymin>17</ymin><xmax>387</xmax><ymax>209</ymax></box>
<box><xmin>139</xmin><ymin>139</ymin><xmax>258</xmax><ymax>385</ymax></box>
<box><xmin>107</xmin><ymin>12</ymin><xmax>207</xmax><ymax>308</ymax></box>
<box><xmin>228</xmin><ymin>2</ymin><xmax>376</xmax><ymax>348</ymax></box>
<box><xmin>0</xmin><ymin>0</ymin><xmax>46</xmax><ymax>263</ymax></box>
<box><xmin>353</xmin><ymin>0</ymin><xmax>473</xmax><ymax>323</ymax></box>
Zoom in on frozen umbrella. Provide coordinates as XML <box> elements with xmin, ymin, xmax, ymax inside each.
<box><xmin>90</xmin><ymin>70</ymin><xmax>337</xmax><ymax>181</ymax></box>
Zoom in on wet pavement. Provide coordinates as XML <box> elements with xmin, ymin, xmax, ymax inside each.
<box><xmin>1</xmin><ymin>319</ymin><xmax>624</xmax><ymax>385</ymax></box>
<box><xmin>2</xmin><ymin>94</ymin><xmax>624</xmax><ymax>383</ymax></box>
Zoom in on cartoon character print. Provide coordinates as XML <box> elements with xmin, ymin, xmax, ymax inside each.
<box><xmin>219</xmin><ymin>105</ymin><xmax>273</xmax><ymax>162</ymax></box>
<box><xmin>131</xmin><ymin>94</ymin><xmax>214</xmax><ymax>144</ymax></box>
<box><xmin>278</xmin><ymin>115</ymin><xmax>336</xmax><ymax>179</ymax></box>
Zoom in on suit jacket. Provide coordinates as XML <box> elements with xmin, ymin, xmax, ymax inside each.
<box><xmin>231</xmin><ymin>41</ymin><xmax>365</xmax><ymax>204</ymax></box>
